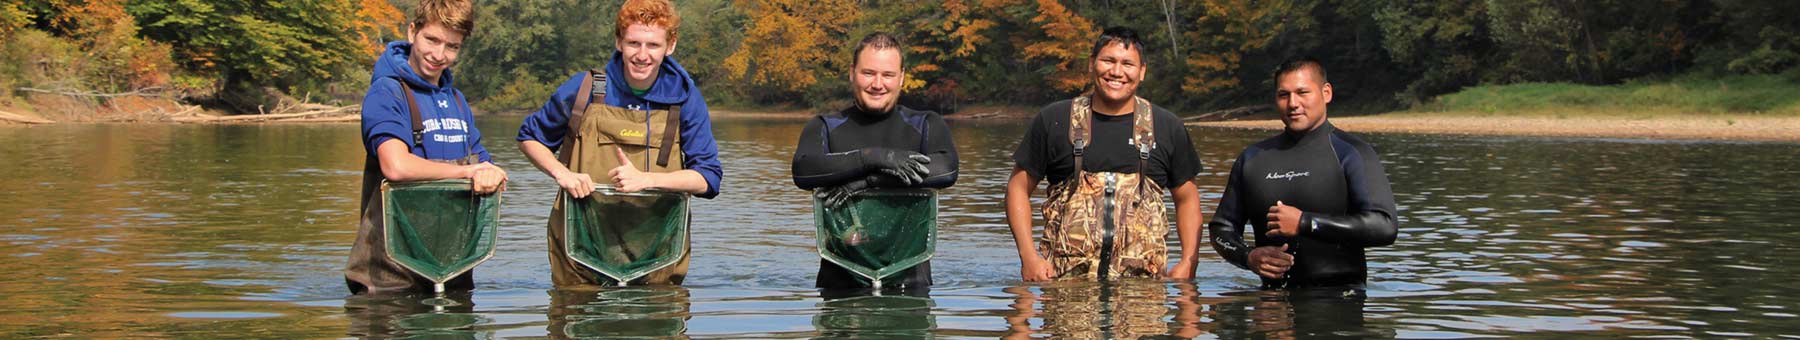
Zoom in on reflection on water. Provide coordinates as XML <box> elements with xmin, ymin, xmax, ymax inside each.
<box><xmin>553</xmin><ymin>287</ymin><xmax>690</xmax><ymax>338</ymax></box>
<box><xmin>1</xmin><ymin>117</ymin><xmax>1799</xmax><ymax>338</ymax></box>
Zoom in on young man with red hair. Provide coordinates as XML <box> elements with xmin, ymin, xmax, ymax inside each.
<box><xmin>517</xmin><ymin>0</ymin><xmax>722</xmax><ymax>287</ymax></box>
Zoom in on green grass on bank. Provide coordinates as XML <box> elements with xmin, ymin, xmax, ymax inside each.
<box><xmin>1401</xmin><ymin>69</ymin><xmax>1800</xmax><ymax>118</ymax></box>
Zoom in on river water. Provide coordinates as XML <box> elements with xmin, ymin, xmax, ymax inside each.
<box><xmin>1</xmin><ymin>115</ymin><xmax>1797</xmax><ymax>338</ymax></box>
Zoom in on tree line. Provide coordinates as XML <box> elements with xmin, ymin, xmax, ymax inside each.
<box><xmin>3</xmin><ymin>0</ymin><xmax>1796</xmax><ymax>116</ymax></box>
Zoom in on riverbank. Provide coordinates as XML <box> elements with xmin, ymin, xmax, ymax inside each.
<box><xmin>1189</xmin><ymin>114</ymin><xmax>1800</xmax><ymax>142</ymax></box>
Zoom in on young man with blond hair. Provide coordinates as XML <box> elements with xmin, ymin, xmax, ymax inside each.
<box><xmin>791</xmin><ymin>32</ymin><xmax>959</xmax><ymax>292</ymax></box>
<box><xmin>347</xmin><ymin>0</ymin><xmax>506</xmax><ymax>295</ymax></box>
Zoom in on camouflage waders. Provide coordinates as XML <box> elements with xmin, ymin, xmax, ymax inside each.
<box><xmin>1041</xmin><ymin>96</ymin><xmax>1169</xmax><ymax>280</ymax></box>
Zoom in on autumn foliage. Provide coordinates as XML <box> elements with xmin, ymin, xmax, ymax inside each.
<box><xmin>7</xmin><ymin>0</ymin><xmax>1799</xmax><ymax>116</ymax></box>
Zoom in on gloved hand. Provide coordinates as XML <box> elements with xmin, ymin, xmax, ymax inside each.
<box><xmin>816</xmin><ymin>175</ymin><xmax>901</xmax><ymax>208</ymax></box>
<box><xmin>861</xmin><ymin>148</ymin><xmax>931</xmax><ymax>186</ymax></box>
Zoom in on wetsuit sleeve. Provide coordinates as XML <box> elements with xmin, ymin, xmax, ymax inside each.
<box><xmin>1301</xmin><ymin>138</ymin><xmax>1399</xmax><ymax>247</ymax></box>
<box><xmin>361</xmin><ymin>78</ymin><xmax>412</xmax><ymax>156</ymax></box>
<box><xmin>916</xmin><ymin>112</ymin><xmax>959</xmax><ymax>189</ymax></box>
<box><xmin>1209</xmin><ymin>152</ymin><xmax>1254</xmax><ymax>270</ymax></box>
<box><xmin>514</xmin><ymin>72</ymin><xmax>587</xmax><ymax>151</ymax></box>
<box><xmin>791</xmin><ymin>116</ymin><xmax>868</xmax><ymax>190</ymax></box>
<box><xmin>679</xmin><ymin>94</ymin><xmax>723</xmax><ymax>199</ymax></box>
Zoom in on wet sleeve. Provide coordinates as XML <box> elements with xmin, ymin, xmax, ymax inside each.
<box><xmin>1160</xmin><ymin>113</ymin><xmax>1203</xmax><ymax>189</ymax></box>
<box><xmin>678</xmin><ymin>95</ymin><xmax>723</xmax><ymax>199</ymax></box>
<box><xmin>1010</xmin><ymin>111</ymin><xmax>1050</xmax><ymax>179</ymax></box>
<box><xmin>514</xmin><ymin>72</ymin><xmax>587</xmax><ymax>151</ymax></box>
<box><xmin>915</xmin><ymin>112</ymin><xmax>959</xmax><ymax>189</ymax></box>
<box><xmin>1301</xmin><ymin>139</ymin><xmax>1399</xmax><ymax>247</ymax></box>
<box><xmin>791</xmin><ymin>117</ymin><xmax>868</xmax><ymax>190</ymax></box>
<box><xmin>361</xmin><ymin>78</ymin><xmax>411</xmax><ymax>156</ymax></box>
<box><xmin>1209</xmin><ymin>152</ymin><xmax>1254</xmax><ymax>270</ymax></box>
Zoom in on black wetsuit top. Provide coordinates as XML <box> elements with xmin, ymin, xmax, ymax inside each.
<box><xmin>792</xmin><ymin>105</ymin><xmax>958</xmax><ymax>289</ymax></box>
<box><xmin>1209</xmin><ymin>121</ymin><xmax>1398</xmax><ymax>288</ymax></box>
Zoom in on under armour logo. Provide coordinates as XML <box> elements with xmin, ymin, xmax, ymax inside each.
<box><xmin>437</xmin><ymin>100</ymin><xmax>449</xmax><ymax>108</ymax></box>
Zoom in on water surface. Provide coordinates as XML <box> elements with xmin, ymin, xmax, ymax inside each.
<box><xmin>1</xmin><ymin>116</ymin><xmax>1796</xmax><ymax>338</ymax></box>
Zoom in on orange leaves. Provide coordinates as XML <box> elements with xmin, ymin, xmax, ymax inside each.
<box><xmin>724</xmin><ymin>0</ymin><xmax>858</xmax><ymax>94</ymax></box>
<box><xmin>1022</xmin><ymin>0</ymin><xmax>1096</xmax><ymax>92</ymax></box>
<box><xmin>352</xmin><ymin>0</ymin><xmax>404</xmax><ymax>58</ymax></box>
<box><xmin>1183</xmin><ymin>0</ymin><xmax>1314</xmax><ymax>97</ymax></box>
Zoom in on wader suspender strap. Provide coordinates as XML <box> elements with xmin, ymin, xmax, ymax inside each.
<box><xmin>1132</xmin><ymin>97</ymin><xmax>1155</xmax><ymax>180</ymax></box>
<box><xmin>401</xmin><ymin>82</ymin><xmax>425</xmax><ymax>152</ymax></box>
<box><xmin>1070</xmin><ymin>98</ymin><xmax>1089</xmax><ymax>181</ymax></box>
<box><xmin>1069</xmin><ymin>97</ymin><xmax>1109</xmax><ymax>279</ymax></box>
<box><xmin>560</xmin><ymin>69</ymin><xmax>605</xmax><ymax>164</ymax></box>
<box><xmin>657</xmin><ymin>105</ymin><xmax>681</xmax><ymax>167</ymax></box>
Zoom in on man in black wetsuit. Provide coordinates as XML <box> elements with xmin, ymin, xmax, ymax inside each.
<box><xmin>1209</xmin><ymin>57</ymin><xmax>1399</xmax><ymax>289</ymax></box>
<box><xmin>790</xmin><ymin>32</ymin><xmax>959</xmax><ymax>291</ymax></box>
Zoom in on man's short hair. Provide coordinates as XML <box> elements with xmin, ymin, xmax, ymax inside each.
<box><xmin>616</xmin><ymin>0</ymin><xmax>680</xmax><ymax>42</ymax></box>
<box><xmin>853</xmin><ymin>32</ymin><xmax>903</xmax><ymax>66</ymax></box>
<box><xmin>412</xmin><ymin>0</ymin><xmax>476</xmax><ymax>37</ymax></box>
<box><xmin>1273</xmin><ymin>57</ymin><xmax>1329</xmax><ymax>84</ymax></box>
<box><xmin>1089</xmin><ymin>26</ymin><xmax>1147</xmax><ymax>63</ymax></box>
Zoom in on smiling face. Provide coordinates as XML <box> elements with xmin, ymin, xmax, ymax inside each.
<box><xmin>850</xmin><ymin>47</ymin><xmax>903</xmax><ymax>114</ymax></box>
<box><xmin>616</xmin><ymin>23</ymin><xmax>675</xmax><ymax>90</ymax></box>
<box><xmin>1089</xmin><ymin>41</ymin><xmax>1146</xmax><ymax>111</ymax></box>
<box><xmin>1274</xmin><ymin>65</ymin><xmax>1333</xmax><ymax>134</ymax></box>
<box><xmin>407</xmin><ymin>22</ymin><xmax>465</xmax><ymax>86</ymax></box>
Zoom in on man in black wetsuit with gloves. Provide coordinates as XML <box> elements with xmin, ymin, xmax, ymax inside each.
<box><xmin>790</xmin><ymin>32</ymin><xmax>959</xmax><ymax>291</ymax></box>
<box><xmin>1209</xmin><ymin>57</ymin><xmax>1398</xmax><ymax>289</ymax></box>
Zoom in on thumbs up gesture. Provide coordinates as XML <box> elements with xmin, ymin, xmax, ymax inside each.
<box><xmin>608</xmin><ymin>148</ymin><xmax>655</xmax><ymax>192</ymax></box>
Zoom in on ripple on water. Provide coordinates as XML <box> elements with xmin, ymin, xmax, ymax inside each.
<box><xmin>167</xmin><ymin>311</ymin><xmax>284</xmax><ymax>319</ymax></box>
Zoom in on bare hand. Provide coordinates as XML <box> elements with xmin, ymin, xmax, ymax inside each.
<box><xmin>609</xmin><ymin>148</ymin><xmax>655</xmax><ymax>192</ymax></box>
<box><xmin>1165</xmin><ymin>259</ymin><xmax>1196</xmax><ymax>280</ymax></box>
<box><xmin>1265</xmin><ymin>201</ymin><xmax>1302</xmax><ymax>237</ymax></box>
<box><xmin>1020</xmin><ymin>255</ymin><xmax>1057</xmax><ymax>282</ymax></box>
<box><xmin>1247</xmin><ymin>245</ymin><xmax>1293</xmax><ymax>279</ymax></box>
<box><xmin>468</xmin><ymin>162</ymin><xmax>507</xmax><ymax>195</ymax></box>
<box><xmin>555</xmin><ymin>168</ymin><xmax>595</xmax><ymax>198</ymax></box>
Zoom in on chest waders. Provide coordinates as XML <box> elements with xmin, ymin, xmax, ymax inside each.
<box><xmin>547</xmin><ymin>69</ymin><xmax>692</xmax><ymax>287</ymax></box>
<box><xmin>347</xmin><ymin>81</ymin><xmax>488</xmax><ymax>295</ymax></box>
<box><xmin>1041</xmin><ymin>96</ymin><xmax>1169</xmax><ymax>280</ymax></box>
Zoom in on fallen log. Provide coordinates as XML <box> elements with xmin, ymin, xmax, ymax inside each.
<box><xmin>0</xmin><ymin>110</ymin><xmax>55</xmax><ymax>124</ymax></box>
<box><xmin>170</xmin><ymin>105</ymin><xmax>359</xmax><ymax>123</ymax></box>
<box><xmin>1183</xmin><ymin>104</ymin><xmax>1272</xmax><ymax>121</ymax></box>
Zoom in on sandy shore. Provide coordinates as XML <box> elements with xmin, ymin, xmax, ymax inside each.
<box><xmin>1188</xmin><ymin>115</ymin><xmax>1800</xmax><ymax>142</ymax></box>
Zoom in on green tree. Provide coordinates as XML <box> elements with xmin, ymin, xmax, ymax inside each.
<box><xmin>127</xmin><ymin>0</ymin><xmax>369</xmax><ymax>109</ymax></box>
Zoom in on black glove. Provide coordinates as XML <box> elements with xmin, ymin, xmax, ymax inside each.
<box><xmin>861</xmin><ymin>148</ymin><xmax>931</xmax><ymax>185</ymax></box>
<box><xmin>816</xmin><ymin>175</ymin><xmax>901</xmax><ymax>208</ymax></box>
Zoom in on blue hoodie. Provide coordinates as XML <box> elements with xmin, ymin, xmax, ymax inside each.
<box><xmin>517</xmin><ymin>50</ymin><xmax>723</xmax><ymax>199</ymax></box>
<box><xmin>361</xmin><ymin>41</ymin><xmax>492</xmax><ymax>164</ymax></box>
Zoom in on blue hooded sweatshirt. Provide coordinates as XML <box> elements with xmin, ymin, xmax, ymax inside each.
<box><xmin>361</xmin><ymin>41</ymin><xmax>492</xmax><ymax>164</ymax></box>
<box><xmin>517</xmin><ymin>50</ymin><xmax>723</xmax><ymax>199</ymax></box>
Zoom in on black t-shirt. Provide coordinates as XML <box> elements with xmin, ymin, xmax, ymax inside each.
<box><xmin>1012</xmin><ymin>98</ymin><xmax>1203</xmax><ymax>189</ymax></box>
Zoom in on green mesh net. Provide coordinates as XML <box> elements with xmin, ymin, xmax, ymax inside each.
<box><xmin>566</xmin><ymin>186</ymin><xmax>690</xmax><ymax>284</ymax></box>
<box><xmin>813</xmin><ymin>189</ymin><xmax>937</xmax><ymax>284</ymax></box>
<box><xmin>382</xmin><ymin>180</ymin><xmax>501</xmax><ymax>286</ymax></box>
